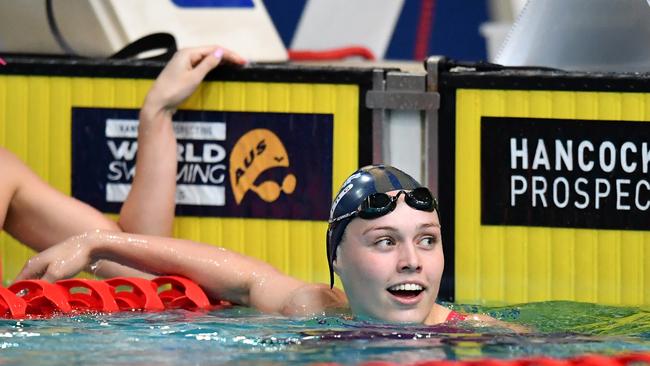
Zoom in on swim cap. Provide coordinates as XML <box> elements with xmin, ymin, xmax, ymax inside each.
<box><xmin>326</xmin><ymin>164</ymin><xmax>423</xmax><ymax>287</ymax></box>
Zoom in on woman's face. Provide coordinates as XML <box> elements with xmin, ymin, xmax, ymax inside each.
<box><xmin>333</xmin><ymin>191</ymin><xmax>444</xmax><ymax>323</ymax></box>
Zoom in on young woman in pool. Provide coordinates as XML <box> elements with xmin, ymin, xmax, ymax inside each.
<box><xmin>15</xmin><ymin>47</ymin><xmax>526</xmax><ymax>328</ymax></box>
<box><xmin>0</xmin><ymin>45</ymin><xmax>245</xmax><ymax>278</ymax></box>
<box><xmin>16</xmin><ymin>163</ymin><xmax>461</xmax><ymax>324</ymax></box>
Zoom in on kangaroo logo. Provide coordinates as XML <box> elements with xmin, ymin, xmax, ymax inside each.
<box><xmin>229</xmin><ymin>128</ymin><xmax>297</xmax><ymax>204</ymax></box>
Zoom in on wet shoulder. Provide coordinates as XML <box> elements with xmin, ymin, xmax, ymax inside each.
<box><xmin>281</xmin><ymin>283</ymin><xmax>348</xmax><ymax>317</ymax></box>
<box><xmin>424</xmin><ymin>303</ymin><xmax>453</xmax><ymax>324</ymax></box>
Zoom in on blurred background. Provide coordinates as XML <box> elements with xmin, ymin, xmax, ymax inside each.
<box><xmin>0</xmin><ymin>0</ymin><xmax>525</xmax><ymax>63</ymax></box>
<box><xmin>3</xmin><ymin>0</ymin><xmax>650</xmax><ymax>71</ymax></box>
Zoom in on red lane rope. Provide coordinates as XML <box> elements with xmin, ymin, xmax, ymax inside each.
<box><xmin>288</xmin><ymin>46</ymin><xmax>376</xmax><ymax>61</ymax></box>
<box><xmin>414</xmin><ymin>0</ymin><xmax>436</xmax><ymax>61</ymax></box>
<box><xmin>314</xmin><ymin>353</ymin><xmax>650</xmax><ymax>366</ymax></box>
<box><xmin>0</xmin><ymin>276</ymin><xmax>224</xmax><ymax>318</ymax></box>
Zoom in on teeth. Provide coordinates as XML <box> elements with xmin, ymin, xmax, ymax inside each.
<box><xmin>388</xmin><ymin>283</ymin><xmax>423</xmax><ymax>291</ymax></box>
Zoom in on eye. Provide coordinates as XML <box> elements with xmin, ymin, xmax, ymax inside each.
<box><xmin>418</xmin><ymin>236</ymin><xmax>437</xmax><ymax>248</ymax></box>
<box><xmin>374</xmin><ymin>238</ymin><xmax>395</xmax><ymax>248</ymax></box>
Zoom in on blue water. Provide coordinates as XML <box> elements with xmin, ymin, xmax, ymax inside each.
<box><xmin>0</xmin><ymin>301</ymin><xmax>648</xmax><ymax>365</ymax></box>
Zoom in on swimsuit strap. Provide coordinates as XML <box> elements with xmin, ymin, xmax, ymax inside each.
<box><xmin>445</xmin><ymin>310</ymin><xmax>468</xmax><ymax>322</ymax></box>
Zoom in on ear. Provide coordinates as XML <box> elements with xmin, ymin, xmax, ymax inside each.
<box><xmin>332</xmin><ymin>246</ymin><xmax>342</xmax><ymax>275</ymax></box>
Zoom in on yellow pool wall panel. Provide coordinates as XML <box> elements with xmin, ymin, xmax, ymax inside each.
<box><xmin>0</xmin><ymin>74</ymin><xmax>359</xmax><ymax>286</ymax></box>
<box><xmin>455</xmin><ymin>89</ymin><xmax>650</xmax><ymax>306</ymax></box>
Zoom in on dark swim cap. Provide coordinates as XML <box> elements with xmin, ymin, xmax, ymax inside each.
<box><xmin>326</xmin><ymin>164</ymin><xmax>424</xmax><ymax>287</ymax></box>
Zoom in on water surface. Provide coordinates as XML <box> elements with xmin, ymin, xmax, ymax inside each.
<box><xmin>0</xmin><ymin>301</ymin><xmax>648</xmax><ymax>365</ymax></box>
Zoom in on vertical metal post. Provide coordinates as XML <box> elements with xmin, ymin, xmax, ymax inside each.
<box><xmin>371</xmin><ymin>69</ymin><xmax>387</xmax><ymax>164</ymax></box>
<box><xmin>424</xmin><ymin>56</ymin><xmax>444</xmax><ymax>198</ymax></box>
<box><xmin>366</xmin><ymin>66</ymin><xmax>439</xmax><ymax>184</ymax></box>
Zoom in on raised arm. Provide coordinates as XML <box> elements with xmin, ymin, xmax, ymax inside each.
<box><xmin>118</xmin><ymin>46</ymin><xmax>247</xmax><ymax>236</ymax></box>
<box><xmin>2</xmin><ymin>46</ymin><xmax>246</xmax><ymax>278</ymax></box>
<box><xmin>14</xmin><ymin>230</ymin><xmax>331</xmax><ymax>315</ymax></box>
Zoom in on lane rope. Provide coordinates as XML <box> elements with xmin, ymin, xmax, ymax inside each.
<box><xmin>0</xmin><ymin>276</ymin><xmax>228</xmax><ymax>318</ymax></box>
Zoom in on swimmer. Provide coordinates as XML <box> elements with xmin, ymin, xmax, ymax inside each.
<box><xmin>0</xmin><ymin>45</ymin><xmax>245</xmax><ymax>278</ymax></box>
<box><xmin>15</xmin><ymin>46</ymin><xmax>526</xmax><ymax>329</ymax></box>
<box><xmin>15</xmin><ymin>164</ymin><xmax>525</xmax><ymax>329</ymax></box>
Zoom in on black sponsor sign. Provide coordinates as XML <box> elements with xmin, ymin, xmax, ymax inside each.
<box><xmin>72</xmin><ymin>107</ymin><xmax>333</xmax><ymax>220</ymax></box>
<box><xmin>481</xmin><ymin>117</ymin><xmax>650</xmax><ymax>230</ymax></box>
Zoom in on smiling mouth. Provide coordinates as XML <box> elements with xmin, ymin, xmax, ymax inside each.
<box><xmin>386</xmin><ymin>283</ymin><xmax>425</xmax><ymax>299</ymax></box>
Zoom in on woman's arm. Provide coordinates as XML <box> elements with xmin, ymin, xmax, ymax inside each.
<box><xmin>3</xmin><ymin>46</ymin><xmax>246</xmax><ymax>278</ymax></box>
<box><xmin>2</xmin><ymin>148</ymin><xmax>122</xmax><ymax>251</ymax></box>
<box><xmin>15</xmin><ymin>230</ymin><xmax>309</xmax><ymax>314</ymax></box>
<box><xmin>118</xmin><ymin>46</ymin><xmax>246</xmax><ymax>236</ymax></box>
<box><xmin>1</xmin><ymin>148</ymin><xmax>145</xmax><ymax>278</ymax></box>
<box><xmin>3</xmin><ymin>46</ymin><xmax>246</xmax><ymax>244</ymax></box>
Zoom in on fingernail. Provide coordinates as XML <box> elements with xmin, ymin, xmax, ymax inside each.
<box><xmin>0</xmin><ymin>57</ymin><xmax>6</xmax><ymax>66</ymax></box>
<box><xmin>213</xmin><ymin>48</ymin><xmax>224</xmax><ymax>60</ymax></box>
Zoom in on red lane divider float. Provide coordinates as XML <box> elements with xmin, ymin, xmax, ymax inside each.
<box><xmin>9</xmin><ymin>280</ymin><xmax>72</xmax><ymax>317</ymax></box>
<box><xmin>106</xmin><ymin>277</ymin><xmax>165</xmax><ymax>312</ymax></box>
<box><xmin>153</xmin><ymin>276</ymin><xmax>210</xmax><ymax>310</ymax></box>
<box><xmin>0</xmin><ymin>287</ymin><xmax>26</xmax><ymax>318</ymax></box>
<box><xmin>57</xmin><ymin>279</ymin><xmax>119</xmax><ymax>312</ymax></box>
<box><xmin>313</xmin><ymin>353</ymin><xmax>650</xmax><ymax>366</ymax></box>
<box><xmin>0</xmin><ymin>276</ymin><xmax>222</xmax><ymax>319</ymax></box>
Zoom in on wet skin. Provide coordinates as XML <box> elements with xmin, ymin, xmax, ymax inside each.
<box><xmin>333</xmin><ymin>191</ymin><xmax>446</xmax><ymax>324</ymax></box>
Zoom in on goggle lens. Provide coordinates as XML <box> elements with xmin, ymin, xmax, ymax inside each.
<box><xmin>406</xmin><ymin>187</ymin><xmax>435</xmax><ymax>211</ymax></box>
<box><xmin>330</xmin><ymin>188</ymin><xmax>437</xmax><ymax>223</ymax></box>
<box><xmin>358</xmin><ymin>193</ymin><xmax>395</xmax><ymax>219</ymax></box>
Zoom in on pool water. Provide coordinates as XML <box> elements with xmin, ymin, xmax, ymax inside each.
<box><xmin>0</xmin><ymin>301</ymin><xmax>649</xmax><ymax>365</ymax></box>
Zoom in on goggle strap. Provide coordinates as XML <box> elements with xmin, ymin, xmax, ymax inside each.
<box><xmin>328</xmin><ymin>189</ymin><xmax>437</xmax><ymax>224</ymax></box>
<box><xmin>328</xmin><ymin>211</ymin><xmax>358</xmax><ymax>224</ymax></box>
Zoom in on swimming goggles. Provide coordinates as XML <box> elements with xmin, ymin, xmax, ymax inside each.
<box><xmin>328</xmin><ymin>187</ymin><xmax>437</xmax><ymax>224</ymax></box>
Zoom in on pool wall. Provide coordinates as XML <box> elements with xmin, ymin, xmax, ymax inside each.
<box><xmin>0</xmin><ymin>57</ymin><xmax>375</xmax><ymax>287</ymax></box>
<box><xmin>437</xmin><ymin>64</ymin><xmax>650</xmax><ymax>306</ymax></box>
<box><xmin>3</xmin><ymin>55</ymin><xmax>650</xmax><ymax>307</ymax></box>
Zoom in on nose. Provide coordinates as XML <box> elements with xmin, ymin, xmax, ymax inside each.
<box><xmin>396</xmin><ymin>243</ymin><xmax>422</xmax><ymax>273</ymax></box>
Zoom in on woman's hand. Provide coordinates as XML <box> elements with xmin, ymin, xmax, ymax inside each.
<box><xmin>124</xmin><ymin>46</ymin><xmax>246</xmax><ymax>237</ymax></box>
<box><xmin>15</xmin><ymin>231</ymin><xmax>100</xmax><ymax>282</ymax></box>
<box><xmin>144</xmin><ymin>46</ymin><xmax>246</xmax><ymax>114</ymax></box>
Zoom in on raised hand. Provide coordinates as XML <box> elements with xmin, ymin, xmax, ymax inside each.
<box><xmin>144</xmin><ymin>46</ymin><xmax>246</xmax><ymax>114</ymax></box>
<box><xmin>120</xmin><ymin>46</ymin><xmax>246</xmax><ymax>236</ymax></box>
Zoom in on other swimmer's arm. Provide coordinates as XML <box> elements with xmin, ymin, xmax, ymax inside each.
<box><xmin>15</xmin><ymin>230</ymin><xmax>328</xmax><ymax>314</ymax></box>
<box><xmin>118</xmin><ymin>46</ymin><xmax>246</xmax><ymax>236</ymax></box>
<box><xmin>1</xmin><ymin>148</ymin><xmax>148</xmax><ymax>279</ymax></box>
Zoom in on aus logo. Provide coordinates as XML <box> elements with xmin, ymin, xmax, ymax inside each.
<box><xmin>229</xmin><ymin>128</ymin><xmax>297</xmax><ymax>204</ymax></box>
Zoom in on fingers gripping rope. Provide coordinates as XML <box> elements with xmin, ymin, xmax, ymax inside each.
<box><xmin>0</xmin><ymin>276</ymin><xmax>222</xmax><ymax>319</ymax></box>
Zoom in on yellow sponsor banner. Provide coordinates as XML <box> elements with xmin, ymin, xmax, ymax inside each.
<box><xmin>455</xmin><ymin>89</ymin><xmax>650</xmax><ymax>306</ymax></box>
<box><xmin>0</xmin><ymin>74</ymin><xmax>360</xmax><ymax>285</ymax></box>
